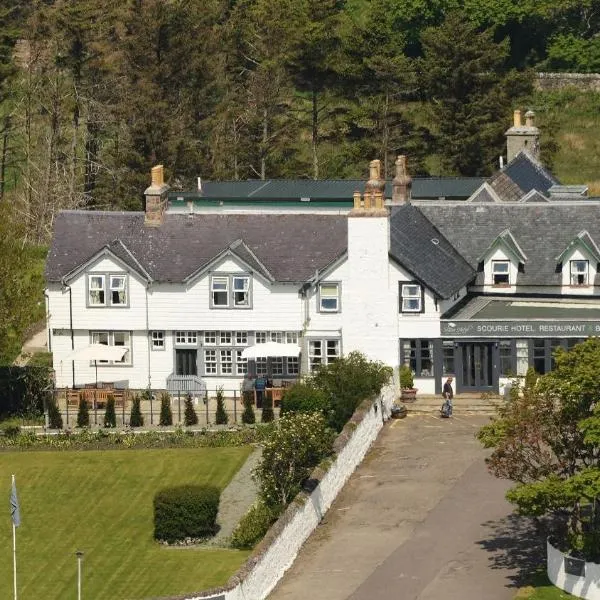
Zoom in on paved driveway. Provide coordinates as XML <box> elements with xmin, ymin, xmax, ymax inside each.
<box><xmin>269</xmin><ymin>415</ymin><xmax>543</xmax><ymax>600</ymax></box>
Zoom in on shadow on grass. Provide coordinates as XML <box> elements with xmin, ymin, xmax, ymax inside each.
<box><xmin>476</xmin><ymin>513</ymin><xmax>547</xmax><ymax>589</ymax></box>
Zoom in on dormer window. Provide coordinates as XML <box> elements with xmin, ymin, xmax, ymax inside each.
<box><xmin>492</xmin><ymin>260</ymin><xmax>510</xmax><ymax>286</ymax></box>
<box><xmin>87</xmin><ymin>273</ymin><xmax>128</xmax><ymax>307</ymax></box>
<box><xmin>570</xmin><ymin>260</ymin><xmax>589</xmax><ymax>286</ymax></box>
<box><xmin>89</xmin><ymin>275</ymin><xmax>105</xmax><ymax>306</ymax></box>
<box><xmin>210</xmin><ymin>274</ymin><xmax>252</xmax><ymax>308</ymax></box>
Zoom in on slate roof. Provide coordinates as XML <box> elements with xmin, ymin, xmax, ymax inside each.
<box><xmin>417</xmin><ymin>203</ymin><xmax>600</xmax><ymax>286</ymax></box>
<box><xmin>488</xmin><ymin>152</ymin><xmax>559</xmax><ymax>202</ymax></box>
<box><xmin>46</xmin><ymin>211</ymin><xmax>347</xmax><ymax>284</ymax></box>
<box><xmin>169</xmin><ymin>177</ymin><xmax>485</xmax><ymax>202</ymax></box>
<box><xmin>389</xmin><ymin>205</ymin><xmax>476</xmax><ymax>298</ymax></box>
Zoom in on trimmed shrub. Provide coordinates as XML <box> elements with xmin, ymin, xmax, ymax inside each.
<box><xmin>184</xmin><ymin>394</ymin><xmax>198</xmax><ymax>426</ymax></box>
<box><xmin>129</xmin><ymin>395</ymin><xmax>144</xmax><ymax>427</ymax></box>
<box><xmin>241</xmin><ymin>390</ymin><xmax>255</xmax><ymax>424</ymax></box>
<box><xmin>159</xmin><ymin>392</ymin><xmax>173</xmax><ymax>426</ymax></box>
<box><xmin>0</xmin><ymin>418</ymin><xmax>21</xmax><ymax>437</ymax></box>
<box><xmin>215</xmin><ymin>387</ymin><xmax>228</xmax><ymax>425</ymax></box>
<box><xmin>261</xmin><ymin>393</ymin><xmax>274</xmax><ymax>423</ymax></box>
<box><xmin>280</xmin><ymin>383</ymin><xmax>328</xmax><ymax>416</ymax></box>
<box><xmin>399</xmin><ymin>363</ymin><xmax>414</xmax><ymax>389</ymax></box>
<box><xmin>103</xmin><ymin>395</ymin><xmax>117</xmax><ymax>428</ymax></box>
<box><xmin>76</xmin><ymin>396</ymin><xmax>89</xmax><ymax>428</ymax></box>
<box><xmin>48</xmin><ymin>398</ymin><xmax>63</xmax><ymax>429</ymax></box>
<box><xmin>230</xmin><ymin>500</ymin><xmax>278</xmax><ymax>549</ymax></box>
<box><xmin>153</xmin><ymin>485</ymin><xmax>220</xmax><ymax>543</ymax></box>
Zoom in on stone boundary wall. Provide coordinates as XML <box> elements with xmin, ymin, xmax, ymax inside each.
<box><xmin>169</xmin><ymin>385</ymin><xmax>396</xmax><ymax>600</ymax></box>
<box><xmin>547</xmin><ymin>539</ymin><xmax>600</xmax><ymax>599</ymax></box>
<box><xmin>535</xmin><ymin>73</ymin><xmax>600</xmax><ymax>92</ymax></box>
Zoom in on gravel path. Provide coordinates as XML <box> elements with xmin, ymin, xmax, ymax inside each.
<box><xmin>206</xmin><ymin>446</ymin><xmax>263</xmax><ymax>547</ymax></box>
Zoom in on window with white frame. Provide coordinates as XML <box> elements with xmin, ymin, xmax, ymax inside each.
<box><xmin>570</xmin><ymin>260</ymin><xmax>589</xmax><ymax>285</ymax></box>
<box><xmin>492</xmin><ymin>260</ymin><xmax>510</xmax><ymax>285</ymax></box>
<box><xmin>319</xmin><ymin>282</ymin><xmax>340</xmax><ymax>312</ymax></box>
<box><xmin>272</xmin><ymin>356</ymin><xmax>284</xmax><ymax>375</ymax></box>
<box><xmin>210</xmin><ymin>274</ymin><xmax>252</xmax><ymax>308</ymax></box>
<box><xmin>110</xmin><ymin>275</ymin><xmax>128</xmax><ymax>305</ymax></box>
<box><xmin>220</xmin><ymin>350</ymin><xmax>233</xmax><ymax>374</ymax></box>
<box><xmin>204</xmin><ymin>331</ymin><xmax>217</xmax><ymax>345</ymax></box>
<box><xmin>175</xmin><ymin>331</ymin><xmax>197</xmax><ymax>345</ymax></box>
<box><xmin>151</xmin><ymin>331</ymin><xmax>165</xmax><ymax>350</ymax></box>
<box><xmin>400</xmin><ymin>283</ymin><xmax>423</xmax><ymax>313</ymax></box>
<box><xmin>287</xmin><ymin>356</ymin><xmax>299</xmax><ymax>374</ymax></box>
<box><xmin>90</xmin><ymin>331</ymin><xmax>131</xmax><ymax>365</ymax></box>
<box><xmin>286</xmin><ymin>332</ymin><xmax>298</xmax><ymax>344</ymax></box>
<box><xmin>235</xmin><ymin>331</ymin><xmax>248</xmax><ymax>345</ymax></box>
<box><xmin>236</xmin><ymin>350</ymin><xmax>247</xmax><ymax>375</ymax></box>
<box><xmin>88</xmin><ymin>275</ymin><xmax>105</xmax><ymax>306</ymax></box>
<box><xmin>256</xmin><ymin>357</ymin><xmax>268</xmax><ymax>375</ymax></box>
<box><xmin>233</xmin><ymin>276</ymin><xmax>250</xmax><ymax>306</ymax></box>
<box><xmin>308</xmin><ymin>339</ymin><xmax>340</xmax><ymax>371</ymax></box>
<box><xmin>204</xmin><ymin>350</ymin><xmax>217</xmax><ymax>374</ymax></box>
<box><xmin>220</xmin><ymin>331</ymin><xmax>232</xmax><ymax>345</ymax></box>
<box><xmin>255</xmin><ymin>331</ymin><xmax>268</xmax><ymax>344</ymax></box>
<box><xmin>88</xmin><ymin>273</ymin><xmax>129</xmax><ymax>307</ymax></box>
<box><xmin>270</xmin><ymin>331</ymin><xmax>283</xmax><ymax>343</ymax></box>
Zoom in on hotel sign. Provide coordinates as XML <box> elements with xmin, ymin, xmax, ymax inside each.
<box><xmin>440</xmin><ymin>320</ymin><xmax>600</xmax><ymax>338</ymax></box>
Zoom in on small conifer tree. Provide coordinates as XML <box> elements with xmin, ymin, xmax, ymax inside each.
<box><xmin>129</xmin><ymin>394</ymin><xmax>144</xmax><ymax>427</ymax></box>
<box><xmin>215</xmin><ymin>387</ymin><xmax>229</xmax><ymax>425</ymax></box>
<box><xmin>241</xmin><ymin>390</ymin><xmax>256</xmax><ymax>425</ymax></box>
<box><xmin>159</xmin><ymin>392</ymin><xmax>173</xmax><ymax>426</ymax></box>
<box><xmin>261</xmin><ymin>393</ymin><xmax>274</xmax><ymax>423</ymax></box>
<box><xmin>184</xmin><ymin>394</ymin><xmax>198</xmax><ymax>426</ymax></box>
<box><xmin>48</xmin><ymin>398</ymin><xmax>63</xmax><ymax>429</ymax></box>
<box><xmin>76</xmin><ymin>395</ymin><xmax>89</xmax><ymax>428</ymax></box>
<box><xmin>104</xmin><ymin>395</ymin><xmax>117</xmax><ymax>428</ymax></box>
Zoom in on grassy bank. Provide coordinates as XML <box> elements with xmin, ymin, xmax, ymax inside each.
<box><xmin>0</xmin><ymin>447</ymin><xmax>252</xmax><ymax>599</ymax></box>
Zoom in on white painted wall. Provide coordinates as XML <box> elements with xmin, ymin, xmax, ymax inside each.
<box><xmin>341</xmin><ymin>215</ymin><xmax>398</xmax><ymax>367</ymax></box>
<box><xmin>184</xmin><ymin>386</ymin><xmax>397</xmax><ymax>600</ymax></box>
<box><xmin>547</xmin><ymin>539</ymin><xmax>600</xmax><ymax>600</ymax></box>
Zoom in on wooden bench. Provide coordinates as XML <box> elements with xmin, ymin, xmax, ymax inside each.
<box><xmin>66</xmin><ymin>389</ymin><xmax>126</xmax><ymax>409</ymax></box>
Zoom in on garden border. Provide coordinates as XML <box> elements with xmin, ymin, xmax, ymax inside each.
<box><xmin>547</xmin><ymin>538</ymin><xmax>600</xmax><ymax>600</ymax></box>
<box><xmin>163</xmin><ymin>385</ymin><xmax>396</xmax><ymax>600</ymax></box>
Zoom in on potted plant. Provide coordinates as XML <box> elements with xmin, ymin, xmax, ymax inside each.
<box><xmin>399</xmin><ymin>364</ymin><xmax>417</xmax><ymax>402</ymax></box>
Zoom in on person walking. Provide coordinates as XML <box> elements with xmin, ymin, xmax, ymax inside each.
<box><xmin>441</xmin><ymin>376</ymin><xmax>454</xmax><ymax>417</ymax></box>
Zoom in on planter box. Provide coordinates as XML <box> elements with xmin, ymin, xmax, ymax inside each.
<box><xmin>547</xmin><ymin>538</ymin><xmax>600</xmax><ymax>599</ymax></box>
<box><xmin>400</xmin><ymin>388</ymin><xmax>417</xmax><ymax>403</ymax></box>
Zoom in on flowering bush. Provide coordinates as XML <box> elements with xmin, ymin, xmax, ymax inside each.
<box><xmin>254</xmin><ymin>412</ymin><xmax>335</xmax><ymax>511</ymax></box>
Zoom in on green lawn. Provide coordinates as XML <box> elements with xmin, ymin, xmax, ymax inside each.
<box><xmin>0</xmin><ymin>447</ymin><xmax>253</xmax><ymax>600</ymax></box>
<box><xmin>515</xmin><ymin>572</ymin><xmax>577</xmax><ymax>599</ymax></box>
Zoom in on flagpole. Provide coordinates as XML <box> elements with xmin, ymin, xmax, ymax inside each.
<box><xmin>12</xmin><ymin>475</ymin><xmax>17</xmax><ymax>600</ymax></box>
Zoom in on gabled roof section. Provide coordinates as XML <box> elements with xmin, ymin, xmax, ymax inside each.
<box><xmin>466</xmin><ymin>182</ymin><xmax>502</xmax><ymax>203</ymax></box>
<box><xmin>46</xmin><ymin>211</ymin><xmax>347</xmax><ymax>284</ymax></box>
<box><xmin>477</xmin><ymin>228</ymin><xmax>528</xmax><ymax>264</ymax></box>
<box><xmin>489</xmin><ymin>151</ymin><xmax>559</xmax><ymax>202</ymax></box>
<box><xmin>389</xmin><ymin>205</ymin><xmax>476</xmax><ymax>298</ymax></box>
<box><xmin>519</xmin><ymin>189</ymin><xmax>549</xmax><ymax>203</ymax></box>
<box><xmin>555</xmin><ymin>230</ymin><xmax>600</xmax><ymax>264</ymax></box>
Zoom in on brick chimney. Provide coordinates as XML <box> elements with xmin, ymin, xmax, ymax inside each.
<box><xmin>144</xmin><ymin>165</ymin><xmax>169</xmax><ymax>226</ymax></box>
<box><xmin>505</xmin><ymin>109</ymin><xmax>540</xmax><ymax>163</ymax></box>
<box><xmin>392</xmin><ymin>155</ymin><xmax>412</xmax><ymax>205</ymax></box>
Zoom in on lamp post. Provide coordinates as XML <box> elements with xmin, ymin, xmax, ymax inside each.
<box><xmin>75</xmin><ymin>550</ymin><xmax>84</xmax><ymax>600</ymax></box>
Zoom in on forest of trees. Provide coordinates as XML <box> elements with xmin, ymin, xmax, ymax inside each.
<box><xmin>1</xmin><ymin>0</ymin><xmax>600</xmax><ymax>244</ymax></box>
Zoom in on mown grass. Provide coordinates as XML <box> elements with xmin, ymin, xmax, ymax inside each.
<box><xmin>514</xmin><ymin>571</ymin><xmax>576</xmax><ymax>599</ymax></box>
<box><xmin>0</xmin><ymin>447</ymin><xmax>253</xmax><ymax>600</ymax></box>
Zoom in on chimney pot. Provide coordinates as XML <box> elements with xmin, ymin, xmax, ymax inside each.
<box><xmin>525</xmin><ymin>110</ymin><xmax>535</xmax><ymax>127</ymax></box>
<box><xmin>513</xmin><ymin>110</ymin><xmax>522</xmax><ymax>128</ymax></box>
<box><xmin>392</xmin><ymin>155</ymin><xmax>412</xmax><ymax>205</ymax></box>
<box><xmin>151</xmin><ymin>165</ymin><xmax>164</xmax><ymax>187</ymax></box>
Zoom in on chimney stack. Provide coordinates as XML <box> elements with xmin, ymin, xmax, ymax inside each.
<box><xmin>350</xmin><ymin>160</ymin><xmax>387</xmax><ymax>214</ymax></box>
<box><xmin>144</xmin><ymin>165</ymin><xmax>169</xmax><ymax>226</ymax></box>
<box><xmin>392</xmin><ymin>155</ymin><xmax>412</xmax><ymax>205</ymax></box>
<box><xmin>505</xmin><ymin>108</ymin><xmax>540</xmax><ymax>163</ymax></box>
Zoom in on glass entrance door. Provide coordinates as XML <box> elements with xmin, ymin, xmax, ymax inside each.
<box><xmin>459</xmin><ymin>343</ymin><xmax>494</xmax><ymax>391</ymax></box>
<box><xmin>175</xmin><ymin>349</ymin><xmax>198</xmax><ymax>376</ymax></box>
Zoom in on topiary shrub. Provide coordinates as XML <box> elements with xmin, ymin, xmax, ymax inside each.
<box><xmin>0</xmin><ymin>419</ymin><xmax>21</xmax><ymax>437</ymax></box>
<box><xmin>153</xmin><ymin>485</ymin><xmax>220</xmax><ymax>543</ymax></box>
<box><xmin>103</xmin><ymin>395</ymin><xmax>117</xmax><ymax>428</ymax></box>
<box><xmin>399</xmin><ymin>363</ymin><xmax>414</xmax><ymax>390</ymax></box>
<box><xmin>159</xmin><ymin>392</ymin><xmax>173</xmax><ymax>426</ymax></box>
<box><xmin>76</xmin><ymin>396</ymin><xmax>89</xmax><ymax>428</ymax></box>
<box><xmin>241</xmin><ymin>390</ymin><xmax>255</xmax><ymax>424</ymax></box>
<box><xmin>230</xmin><ymin>500</ymin><xmax>278</xmax><ymax>549</ymax></box>
<box><xmin>184</xmin><ymin>394</ymin><xmax>198</xmax><ymax>426</ymax></box>
<box><xmin>280</xmin><ymin>383</ymin><xmax>328</xmax><ymax>416</ymax></box>
<box><xmin>48</xmin><ymin>398</ymin><xmax>63</xmax><ymax>429</ymax></box>
<box><xmin>129</xmin><ymin>395</ymin><xmax>144</xmax><ymax>427</ymax></box>
<box><xmin>215</xmin><ymin>387</ymin><xmax>228</xmax><ymax>425</ymax></box>
<box><xmin>261</xmin><ymin>393</ymin><xmax>274</xmax><ymax>423</ymax></box>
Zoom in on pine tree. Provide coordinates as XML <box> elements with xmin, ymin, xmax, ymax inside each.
<box><xmin>104</xmin><ymin>395</ymin><xmax>117</xmax><ymax>428</ymax></box>
<box><xmin>215</xmin><ymin>387</ymin><xmax>229</xmax><ymax>425</ymax></box>
<box><xmin>129</xmin><ymin>395</ymin><xmax>144</xmax><ymax>428</ymax></box>
<box><xmin>184</xmin><ymin>394</ymin><xmax>198</xmax><ymax>426</ymax></box>
<box><xmin>159</xmin><ymin>392</ymin><xmax>173</xmax><ymax>426</ymax></box>
<box><xmin>261</xmin><ymin>392</ymin><xmax>274</xmax><ymax>423</ymax></box>
<box><xmin>48</xmin><ymin>398</ymin><xmax>63</xmax><ymax>429</ymax></box>
<box><xmin>76</xmin><ymin>396</ymin><xmax>89</xmax><ymax>428</ymax></box>
<box><xmin>241</xmin><ymin>391</ymin><xmax>256</xmax><ymax>425</ymax></box>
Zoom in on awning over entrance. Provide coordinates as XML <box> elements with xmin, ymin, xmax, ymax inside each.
<box><xmin>63</xmin><ymin>344</ymin><xmax>129</xmax><ymax>362</ymax></box>
<box><xmin>441</xmin><ymin>297</ymin><xmax>600</xmax><ymax>337</ymax></box>
<box><xmin>241</xmin><ymin>342</ymin><xmax>301</xmax><ymax>359</ymax></box>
